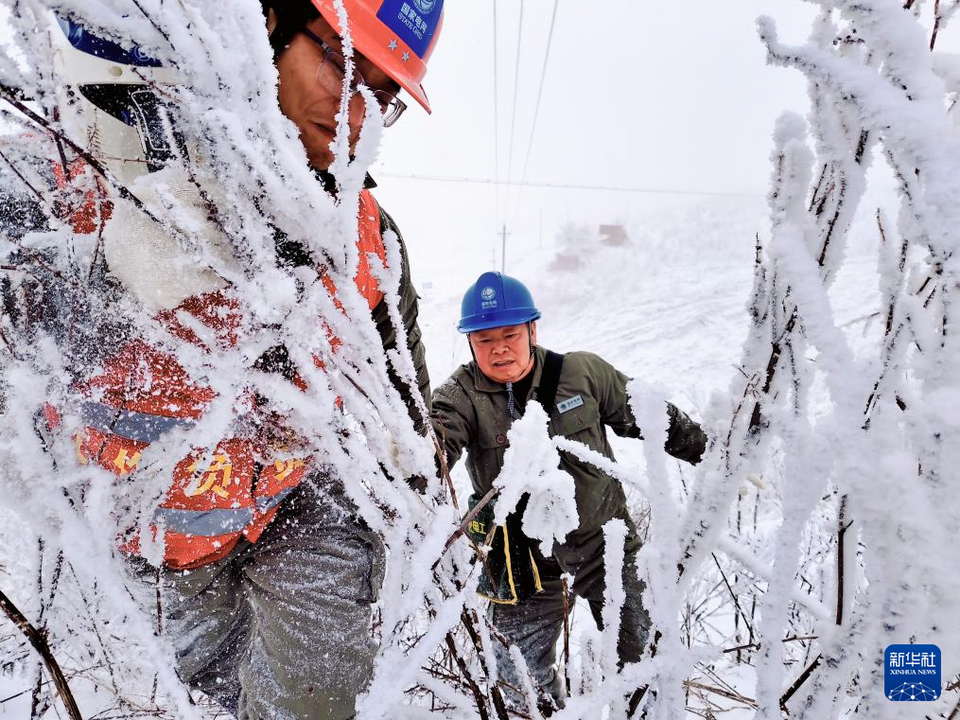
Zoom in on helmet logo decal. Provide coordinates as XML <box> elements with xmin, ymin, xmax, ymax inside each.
<box><xmin>378</xmin><ymin>0</ymin><xmax>442</xmax><ymax>57</ymax></box>
<box><xmin>480</xmin><ymin>286</ymin><xmax>498</xmax><ymax>310</ymax></box>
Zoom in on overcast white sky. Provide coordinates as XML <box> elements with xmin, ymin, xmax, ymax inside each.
<box><xmin>2</xmin><ymin>2</ymin><xmax>957</xmax><ymax>296</ymax></box>
<box><xmin>371</xmin><ymin>1</ymin><xmax>822</xmax><ymax>270</ymax></box>
<box><xmin>381</xmin><ymin>1</ymin><xmax>819</xmax><ymax>193</ymax></box>
<box><xmin>369</xmin><ymin>0</ymin><xmax>959</xmax><ymax>292</ymax></box>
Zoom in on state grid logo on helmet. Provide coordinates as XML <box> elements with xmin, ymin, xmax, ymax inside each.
<box><xmin>481</xmin><ymin>286</ymin><xmax>497</xmax><ymax>309</ymax></box>
<box><xmin>377</xmin><ymin>0</ymin><xmax>442</xmax><ymax>53</ymax></box>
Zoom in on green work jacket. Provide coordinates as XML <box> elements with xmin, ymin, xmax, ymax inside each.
<box><xmin>431</xmin><ymin>346</ymin><xmax>706</xmax><ymax>548</ymax></box>
<box><xmin>371</xmin><ymin>204</ymin><xmax>431</xmax><ymax>421</ymax></box>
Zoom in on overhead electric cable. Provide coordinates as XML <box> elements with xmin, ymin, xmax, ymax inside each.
<box><xmin>374</xmin><ymin>171</ymin><xmax>763</xmax><ymax>198</ymax></box>
<box><xmin>492</xmin><ymin>0</ymin><xmax>501</xmax><ymax>223</ymax></box>
<box><xmin>505</xmin><ymin>0</ymin><xmax>524</xmax><ymax>190</ymax></box>
<box><xmin>512</xmin><ymin>0</ymin><xmax>559</xmax><ymax>221</ymax></box>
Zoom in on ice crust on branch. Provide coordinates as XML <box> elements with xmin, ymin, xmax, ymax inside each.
<box><xmin>0</xmin><ymin>2</ymin><xmax>471</xmax><ymax>717</ymax></box>
<box><xmin>495</xmin><ymin>403</ymin><xmax>578</xmax><ymax>557</ymax></box>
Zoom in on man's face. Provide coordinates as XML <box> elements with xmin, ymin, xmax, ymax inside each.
<box><xmin>469</xmin><ymin>322</ymin><xmax>538</xmax><ymax>384</ymax></box>
<box><xmin>274</xmin><ymin>16</ymin><xmax>400</xmax><ymax>171</ymax></box>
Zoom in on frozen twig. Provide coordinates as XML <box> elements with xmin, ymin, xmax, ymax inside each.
<box><xmin>433</xmin><ymin>485</ymin><xmax>498</xmax><ymax>566</ymax></box>
<box><xmin>835</xmin><ymin>494</ymin><xmax>851</xmax><ymax>626</ymax></box>
<box><xmin>683</xmin><ymin>680</ymin><xmax>757</xmax><ymax>708</ymax></box>
<box><xmin>444</xmin><ymin>631</ymin><xmax>490</xmax><ymax>720</ymax></box>
<box><xmin>0</xmin><ymin>587</ymin><xmax>83</xmax><ymax>720</ymax></box>
<box><xmin>0</xmin><ymin>86</ymin><xmax>157</xmax><ymax>223</ymax></box>
<box><xmin>779</xmin><ymin>653</ymin><xmax>822</xmax><ymax>710</ymax></box>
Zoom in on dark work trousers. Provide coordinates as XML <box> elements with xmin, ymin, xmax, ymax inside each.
<box><xmin>489</xmin><ymin>526</ymin><xmax>649</xmax><ymax>710</ymax></box>
<box><xmin>158</xmin><ymin>475</ymin><xmax>386</xmax><ymax>720</ymax></box>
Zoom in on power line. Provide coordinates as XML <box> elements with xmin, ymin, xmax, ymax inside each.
<box><xmin>374</xmin><ymin>171</ymin><xmax>763</xmax><ymax>197</ymax></box>
<box><xmin>492</xmin><ymin>0</ymin><xmax>501</xmax><ymax>224</ymax></box>
<box><xmin>513</xmin><ymin>0</ymin><xmax>559</xmax><ymax>221</ymax></box>
<box><xmin>505</xmin><ymin>0</ymin><xmax>524</xmax><ymax>190</ymax></box>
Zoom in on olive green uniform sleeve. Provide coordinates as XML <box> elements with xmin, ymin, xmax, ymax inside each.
<box><xmin>430</xmin><ymin>374</ymin><xmax>475</xmax><ymax>470</ymax></box>
<box><xmin>372</xmin><ymin>206</ymin><xmax>431</xmax><ymax>428</ymax></box>
<box><xmin>588</xmin><ymin>352</ymin><xmax>707</xmax><ymax>465</ymax></box>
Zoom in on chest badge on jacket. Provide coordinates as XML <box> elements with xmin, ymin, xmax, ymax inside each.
<box><xmin>557</xmin><ymin>395</ymin><xmax>584</xmax><ymax>414</ymax></box>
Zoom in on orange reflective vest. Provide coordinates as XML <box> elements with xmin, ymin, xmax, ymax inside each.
<box><xmin>74</xmin><ymin>189</ymin><xmax>387</xmax><ymax>569</ymax></box>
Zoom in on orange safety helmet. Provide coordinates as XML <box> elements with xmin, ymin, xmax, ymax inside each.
<box><xmin>310</xmin><ymin>0</ymin><xmax>443</xmax><ymax>113</ymax></box>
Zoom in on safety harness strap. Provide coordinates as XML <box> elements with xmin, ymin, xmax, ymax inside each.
<box><xmin>472</xmin><ymin>350</ymin><xmax>567</xmax><ymax>605</ymax></box>
<box><xmin>534</xmin><ymin>350</ymin><xmax>565</xmax><ymax>413</ymax></box>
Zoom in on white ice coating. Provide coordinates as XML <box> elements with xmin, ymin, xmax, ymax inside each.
<box><xmin>2</xmin><ymin>0</ymin><xmax>960</xmax><ymax>717</ymax></box>
<box><xmin>493</xmin><ymin>402</ymin><xmax>579</xmax><ymax>557</ymax></box>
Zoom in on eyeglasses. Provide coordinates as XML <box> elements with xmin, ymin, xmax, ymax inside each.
<box><xmin>301</xmin><ymin>27</ymin><xmax>407</xmax><ymax>128</ymax></box>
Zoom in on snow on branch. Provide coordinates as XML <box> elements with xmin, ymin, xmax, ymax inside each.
<box><xmin>0</xmin><ymin>1</ymin><xmax>478</xmax><ymax>717</ymax></box>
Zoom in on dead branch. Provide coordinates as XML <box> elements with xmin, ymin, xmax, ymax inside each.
<box><xmin>129</xmin><ymin>0</ymin><xmax>173</xmax><ymax>46</ymax></box>
<box><xmin>0</xmin><ymin>147</ymin><xmax>46</xmax><ymax>204</ymax></box>
<box><xmin>836</xmin><ymin>495</ymin><xmax>851</xmax><ymax>626</ymax></box>
<box><xmin>458</xmin><ymin>608</ymin><xmax>509</xmax><ymax>720</ymax></box>
<box><xmin>711</xmin><ymin>553</ymin><xmax>755</xmax><ymax>642</ymax></box>
<box><xmin>808</xmin><ymin>163</ymin><xmax>828</xmax><ymax>212</ymax></box>
<box><xmin>0</xmin><ymin>85</ymin><xmax>156</xmax><ymax>224</ymax></box>
<box><xmin>561</xmin><ymin>575</ymin><xmax>571</xmax><ymax>697</ymax></box>
<box><xmin>0</xmin><ymin>587</ymin><xmax>83</xmax><ymax>720</ymax></box>
<box><xmin>432</xmin><ymin>428</ymin><xmax>461</xmax><ymax>512</ymax></box>
<box><xmin>433</xmin><ymin>485</ymin><xmax>499</xmax><ymax>566</ymax></box>
<box><xmin>948</xmin><ymin>695</ymin><xmax>960</xmax><ymax>720</ymax></box>
<box><xmin>31</xmin><ymin>540</ymin><xmax>63</xmax><ymax>718</ymax></box>
<box><xmin>931</xmin><ymin>0</ymin><xmax>944</xmax><ymax>49</ymax></box>
<box><xmin>683</xmin><ymin>680</ymin><xmax>757</xmax><ymax>708</ymax></box>
<box><xmin>723</xmin><ymin>642</ymin><xmax>759</xmax><ymax>654</ymax></box>
<box><xmin>749</xmin><ymin>307</ymin><xmax>798</xmax><ymax>431</ymax></box>
<box><xmin>779</xmin><ymin>654</ymin><xmax>822</xmax><ymax>710</ymax></box>
<box><xmin>444</xmin><ymin>632</ymin><xmax>489</xmax><ymax>720</ymax></box>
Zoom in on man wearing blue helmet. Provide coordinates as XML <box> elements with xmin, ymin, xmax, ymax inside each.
<box><xmin>431</xmin><ymin>271</ymin><xmax>708</xmax><ymax>714</ymax></box>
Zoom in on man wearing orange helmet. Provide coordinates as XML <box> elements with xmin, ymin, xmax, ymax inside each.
<box><xmin>266</xmin><ymin>0</ymin><xmax>442</xmax><ymax>169</ymax></box>
<box><xmin>154</xmin><ymin>2</ymin><xmax>445</xmax><ymax>718</ymax></box>
<box><xmin>35</xmin><ymin>1</ymin><xmax>444</xmax><ymax>718</ymax></box>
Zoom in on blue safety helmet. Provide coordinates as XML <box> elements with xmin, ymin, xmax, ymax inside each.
<box><xmin>57</xmin><ymin>16</ymin><xmax>162</xmax><ymax>67</ymax></box>
<box><xmin>458</xmin><ymin>271</ymin><xmax>541</xmax><ymax>334</ymax></box>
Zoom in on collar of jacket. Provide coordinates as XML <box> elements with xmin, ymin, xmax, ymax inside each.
<box><xmin>470</xmin><ymin>345</ymin><xmax>547</xmax><ymax>395</ymax></box>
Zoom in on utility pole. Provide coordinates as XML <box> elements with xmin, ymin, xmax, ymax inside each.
<box><xmin>500</xmin><ymin>223</ymin><xmax>510</xmax><ymax>273</ymax></box>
